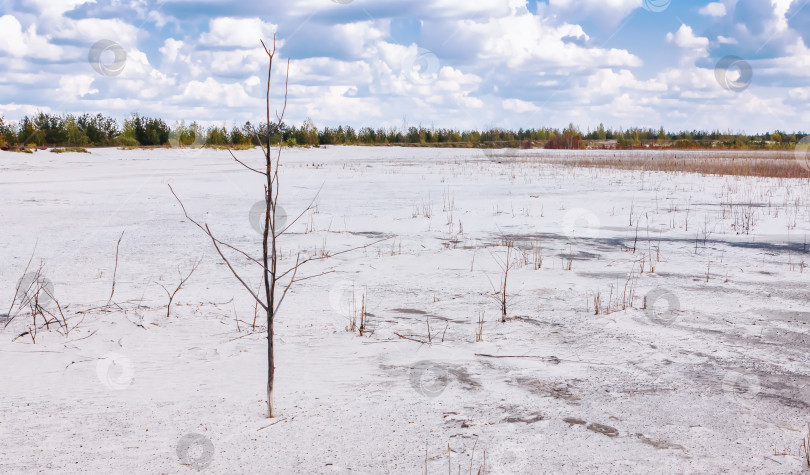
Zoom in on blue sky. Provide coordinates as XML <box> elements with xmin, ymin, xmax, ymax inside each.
<box><xmin>0</xmin><ymin>0</ymin><xmax>808</xmax><ymax>133</ymax></box>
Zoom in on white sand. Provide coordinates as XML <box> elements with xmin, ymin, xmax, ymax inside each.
<box><xmin>2</xmin><ymin>146</ymin><xmax>810</xmax><ymax>473</ymax></box>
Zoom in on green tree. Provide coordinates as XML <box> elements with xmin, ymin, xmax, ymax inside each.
<box><xmin>65</xmin><ymin>117</ymin><xmax>89</xmax><ymax>146</ymax></box>
<box><xmin>300</xmin><ymin>118</ymin><xmax>319</xmax><ymax>146</ymax></box>
<box><xmin>118</xmin><ymin>117</ymin><xmax>140</xmax><ymax>146</ymax></box>
<box><xmin>657</xmin><ymin>126</ymin><xmax>667</xmax><ymax>144</ymax></box>
<box><xmin>597</xmin><ymin>123</ymin><xmax>607</xmax><ymax>140</ymax></box>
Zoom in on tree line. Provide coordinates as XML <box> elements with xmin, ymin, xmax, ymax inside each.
<box><xmin>0</xmin><ymin>113</ymin><xmax>806</xmax><ymax>151</ymax></box>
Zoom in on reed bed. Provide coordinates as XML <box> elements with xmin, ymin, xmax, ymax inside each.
<box><xmin>491</xmin><ymin>150</ymin><xmax>810</xmax><ymax>179</ymax></box>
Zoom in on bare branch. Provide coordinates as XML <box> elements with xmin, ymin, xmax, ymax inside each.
<box><xmin>107</xmin><ymin>230</ymin><xmax>125</xmax><ymax>306</ymax></box>
<box><xmin>273</xmin><ymin>253</ymin><xmax>300</xmax><ymax>315</ymax></box>
<box><xmin>275</xmin><ymin>236</ymin><xmax>394</xmax><ymax>281</ymax></box>
<box><xmin>276</xmin><ymin>185</ymin><xmax>323</xmax><ymax>237</ymax></box>
<box><xmin>157</xmin><ymin>260</ymin><xmax>200</xmax><ymax>319</ymax></box>
<box><xmin>206</xmin><ymin>224</ymin><xmax>269</xmax><ymax>312</ymax></box>
<box><xmin>291</xmin><ymin>270</ymin><xmax>335</xmax><ymax>284</ymax></box>
<box><xmin>168</xmin><ymin>184</ymin><xmax>268</xmax><ymax>311</ymax></box>
<box><xmin>227</xmin><ymin>147</ymin><xmax>266</xmax><ymax>176</ymax></box>
<box><xmin>6</xmin><ymin>242</ymin><xmax>37</xmax><ymax>321</ymax></box>
<box><xmin>275</xmin><ymin>60</ymin><xmax>291</xmax><ymax>125</ymax></box>
<box><xmin>394</xmin><ymin>332</ymin><xmax>429</xmax><ymax>344</ymax></box>
<box><xmin>168</xmin><ymin>184</ymin><xmax>270</xmax><ymax>271</ymax></box>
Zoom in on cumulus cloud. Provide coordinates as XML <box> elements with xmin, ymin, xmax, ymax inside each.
<box><xmin>58</xmin><ymin>75</ymin><xmax>98</xmax><ymax>98</ymax></box>
<box><xmin>175</xmin><ymin>77</ymin><xmax>258</xmax><ymax>108</ymax></box>
<box><xmin>547</xmin><ymin>0</ymin><xmax>644</xmax><ymax>28</ymax></box>
<box><xmin>53</xmin><ymin>18</ymin><xmax>140</xmax><ymax>49</ymax></box>
<box><xmin>199</xmin><ymin>17</ymin><xmax>278</xmax><ymax>49</ymax></box>
<box><xmin>0</xmin><ymin>15</ymin><xmax>61</xmax><ymax>59</ymax></box>
<box><xmin>450</xmin><ymin>14</ymin><xmax>641</xmax><ymax>69</ymax></box>
<box><xmin>699</xmin><ymin>2</ymin><xmax>727</xmax><ymax>17</ymax></box>
<box><xmin>27</xmin><ymin>0</ymin><xmax>95</xmax><ymax>18</ymax></box>
<box><xmin>667</xmin><ymin>24</ymin><xmax>710</xmax><ymax>51</ymax></box>
<box><xmin>502</xmin><ymin>98</ymin><xmax>540</xmax><ymax>113</ymax></box>
<box><xmin>0</xmin><ymin>0</ymin><xmax>808</xmax><ymax>132</ymax></box>
<box><xmin>666</xmin><ymin>24</ymin><xmax>710</xmax><ymax>66</ymax></box>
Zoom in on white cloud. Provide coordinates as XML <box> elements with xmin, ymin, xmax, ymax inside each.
<box><xmin>582</xmin><ymin>69</ymin><xmax>667</xmax><ymax>98</ymax></box>
<box><xmin>0</xmin><ymin>0</ymin><xmax>808</xmax><ymax>133</ymax></box>
<box><xmin>175</xmin><ymin>77</ymin><xmax>258</xmax><ymax>108</ymax></box>
<box><xmin>592</xmin><ymin>93</ymin><xmax>659</xmax><ymax>120</ymax></box>
<box><xmin>53</xmin><ymin>18</ymin><xmax>140</xmax><ymax>49</ymax></box>
<box><xmin>58</xmin><ymin>74</ymin><xmax>98</xmax><ymax>98</ymax></box>
<box><xmin>547</xmin><ymin>0</ymin><xmax>643</xmax><ymax>27</ymax></box>
<box><xmin>293</xmin><ymin>85</ymin><xmax>381</xmax><ymax>123</ymax></box>
<box><xmin>199</xmin><ymin>18</ymin><xmax>278</xmax><ymax>48</ymax></box>
<box><xmin>788</xmin><ymin>87</ymin><xmax>810</xmax><ymax>101</ymax></box>
<box><xmin>28</xmin><ymin>0</ymin><xmax>95</xmax><ymax>18</ymax></box>
<box><xmin>455</xmin><ymin>14</ymin><xmax>642</xmax><ymax>69</ymax></box>
<box><xmin>332</xmin><ymin>20</ymin><xmax>389</xmax><ymax>57</ymax></box>
<box><xmin>699</xmin><ymin>2</ymin><xmax>727</xmax><ymax>17</ymax></box>
<box><xmin>666</xmin><ymin>24</ymin><xmax>710</xmax><ymax>59</ymax></box>
<box><xmin>0</xmin><ymin>103</ymin><xmax>54</xmax><ymax>117</ymax></box>
<box><xmin>160</xmin><ymin>39</ymin><xmax>184</xmax><ymax>64</ymax></box>
<box><xmin>293</xmin><ymin>57</ymin><xmax>373</xmax><ymax>85</ymax></box>
<box><xmin>0</xmin><ymin>15</ymin><xmax>61</xmax><ymax>59</ymax></box>
<box><xmin>667</xmin><ymin>24</ymin><xmax>709</xmax><ymax>49</ymax></box>
<box><xmin>503</xmin><ymin>98</ymin><xmax>540</xmax><ymax>113</ymax></box>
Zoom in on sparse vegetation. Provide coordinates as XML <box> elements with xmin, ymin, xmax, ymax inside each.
<box><xmin>6</xmin><ymin>265</ymin><xmax>68</xmax><ymax>343</ymax></box>
<box><xmin>495</xmin><ymin>149</ymin><xmax>810</xmax><ymax>179</ymax></box>
<box><xmin>50</xmin><ymin>147</ymin><xmax>89</xmax><ymax>154</ymax></box>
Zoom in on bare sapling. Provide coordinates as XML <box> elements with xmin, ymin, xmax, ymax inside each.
<box><xmin>426</xmin><ymin>316</ymin><xmax>432</xmax><ymax>343</ymax></box>
<box><xmin>594</xmin><ymin>290</ymin><xmax>601</xmax><ymax>315</ymax></box>
<box><xmin>476</xmin><ymin>312</ymin><xmax>484</xmax><ymax>342</ymax></box>
<box><xmin>533</xmin><ymin>241</ymin><xmax>543</xmax><ymax>269</ymax></box>
<box><xmin>106</xmin><ymin>230</ymin><xmax>125</xmax><ymax>306</ymax></box>
<box><xmin>169</xmin><ymin>35</ymin><xmax>389</xmax><ymax>418</ymax></box>
<box><xmin>488</xmin><ymin>241</ymin><xmax>514</xmax><ymax>323</ymax></box>
<box><xmin>6</xmin><ymin>251</ymin><xmax>69</xmax><ymax>342</ymax></box>
<box><xmin>156</xmin><ymin>260</ymin><xmax>200</xmax><ymax>319</ymax></box>
<box><xmin>621</xmin><ymin>270</ymin><xmax>637</xmax><ymax>311</ymax></box>
<box><xmin>347</xmin><ymin>284</ymin><xmax>357</xmax><ymax>333</ymax></box>
<box><xmin>358</xmin><ymin>292</ymin><xmax>367</xmax><ymax>336</ymax></box>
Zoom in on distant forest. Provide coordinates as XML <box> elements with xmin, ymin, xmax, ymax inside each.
<box><xmin>1</xmin><ymin>112</ymin><xmax>807</xmax><ymax>151</ymax></box>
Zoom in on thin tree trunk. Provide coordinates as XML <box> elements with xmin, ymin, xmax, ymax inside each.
<box><xmin>263</xmin><ymin>43</ymin><xmax>276</xmax><ymax>419</ymax></box>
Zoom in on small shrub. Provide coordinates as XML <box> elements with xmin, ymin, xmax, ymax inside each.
<box><xmin>5</xmin><ymin>145</ymin><xmax>34</xmax><ymax>153</ymax></box>
<box><xmin>209</xmin><ymin>143</ymin><xmax>255</xmax><ymax>151</ymax></box>
<box><xmin>116</xmin><ymin>135</ymin><xmax>139</xmax><ymax>147</ymax></box>
<box><xmin>51</xmin><ymin>147</ymin><xmax>90</xmax><ymax>154</ymax></box>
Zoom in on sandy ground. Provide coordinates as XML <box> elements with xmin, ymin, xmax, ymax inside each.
<box><xmin>2</xmin><ymin>146</ymin><xmax>810</xmax><ymax>474</ymax></box>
